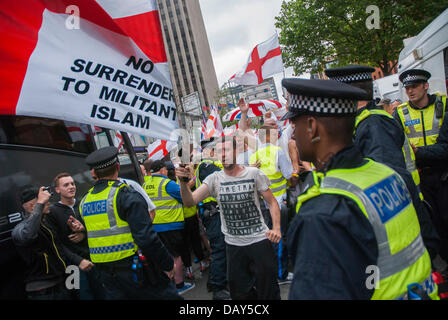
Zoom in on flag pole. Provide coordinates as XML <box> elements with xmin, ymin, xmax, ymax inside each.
<box><xmin>120</xmin><ymin>131</ymin><xmax>144</xmax><ymax>185</ymax></box>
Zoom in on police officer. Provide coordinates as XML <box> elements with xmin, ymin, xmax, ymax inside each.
<box><xmin>394</xmin><ymin>69</ymin><xmax>448</xmax><ymax>263</ymax></box>
<box><xmin>325</xmin><ymin>65</ymin><xmax>440</xmax><ymax>260</ymax></box>
<box><xmin>142</xmin><ymin>160</ymin><xmax>195</xmax><ymax>295</ymax></box>
<box><xmin>195</xmin><ymin>138</ymin><xmax>230</xmax><ymax>300</ymax></box>
<box><xmin>282</xmin><ymin>78</ymin><xmax>438</xmax><ymax>299</ymax></box>
<box><xmin>80</xmin><ymin>146</ymin><xmax>181</xmax><ymax>300</ymax></box>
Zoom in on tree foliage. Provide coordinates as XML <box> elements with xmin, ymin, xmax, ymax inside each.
<box><xmin>275</xmin><ymin>0</ymin><xmax>447</xmax><ymax>76</ymax></box>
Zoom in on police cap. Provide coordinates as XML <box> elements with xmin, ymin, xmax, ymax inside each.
<box><xmin>399</xmin><ymin>69</ymin><xmax>431</xmax><ymax>87</ymax></box>
<box><xmin>281</xmin><ymin>78</ymin><xmax>368</xmax><ymax>120</ymax></box>
<box><xmin>324</xmin><ymin>64</ymin><xmax>375</xmax><ymax>84</ymax></box>
<box><xmin>86</xmin><ymin>146</ymin><xmax>119</xmax><ymax>170</ymax></box>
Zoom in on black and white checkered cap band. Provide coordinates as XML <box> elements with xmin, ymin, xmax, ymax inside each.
<box><xmin>329</xmin><ymin>72</ymin><xmax>372</xmax><ymax>83</ymax></box>
<box><xmin>289</xmin><ymin>94</ymin><xmax>357</xmax><ymax>114</ymax></box>
<box><xmin>402</xmin><ymin>74</ymin><xmax>428</xmax><ymax>84</ymax></box>
<box><xmin>93</xmin><ymin>157</ymin><xmax>118</xmax><ymax>170</ymax></box>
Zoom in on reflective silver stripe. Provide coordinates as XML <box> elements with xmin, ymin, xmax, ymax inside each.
<box><xmin>402</xmin><ymin>106</ymin><xmax>422</xmax><ymax>139</ymax></box>
<box><xmin>321</xmin><ymin>176</ymin><xmax>426</xmax><ymax>279</ymax></box>
<box><xmin>158</xmin><ymin>178</ymin><xmax>167</xmax><ymax>198</ymax></box>
<box><xmin>402</xmin><ymin>135</ymin><xmax>417</xmax><ymax>174</ymax></box>
<box><xmin>152</xmin><ymin>196</ymin><xmax>173</xmax><ymax>201</ymax></box>
<box><xmin>396</xmin><ymin>273</ymin><xmax>436</xmax><ymax>300</ymax></box>
<box><xmin>79</xmin><ymin>195</ymin><xmax>87</xmax><ymax>217</ymax></box>
<box><xmin>271</xmin><ymin>183</ymin><xmax>287</xmax><ymax>194</ymax></box>
<box><xmin>270</xmin><ymin>176</ymin><xmax>286</xmax><ymax>184</ymax></box>
<box><xmin>157</xmin><ymin>205</ymin><xmax>184</xmax><ymax>210</ymax></box>
<box><xmin>88</xmin><ymin>226</ymin><xmax>131</xmax><ymax>238</ymax></box>
<box><xmin>106</xmin><ymin>184</ymin><xmax>119</xmax><ymax>228</ymax></box>
<box><xmin>426</xmin><ymin>109</ymin><xmax>440</xmax><ymax>137</ymax></box>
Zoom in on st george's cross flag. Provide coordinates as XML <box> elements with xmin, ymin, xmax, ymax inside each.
<box><xmin>222</xmin><ymin>99</ymin><xmax>284</xmax><ymax>122</ymax></box>
<box><xmin>204</xmin><ymin>105</ymin><xmax>224</xmax><ymax>139</ymax></box>
<box><xmin>0</xmin><ymin>0</ymin><xmax>178</xmax><ymax>140</ymax></box>
<box><xmin>147</xmin><ymin>139</ymin><xmax>177</xmax><ymax>161</ymax></box>
<box><xmin>229</xmin><ymin>34</ymin><xmax>283</xmax><ymax>86</ymax></box>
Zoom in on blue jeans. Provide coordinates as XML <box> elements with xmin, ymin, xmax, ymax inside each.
<box><xmin>201</xmin><ymin>210</ymin><xmax>227</xmax><ymax>292</ymax></box>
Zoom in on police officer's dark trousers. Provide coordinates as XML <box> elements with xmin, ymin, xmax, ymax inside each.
<box><xmin>96</xmin><ymin>256</ymin><xmax>182</xmax><ymax>300</ymax></box>
<box><xmin>200</xmin><ymin>203</ymin><xmax>227</xmax><ymax>292</ymax></box>
<box><xmin>421</xmin><ymin>168</ymin><xmax>448</xmax><ymax>263</ymax></box>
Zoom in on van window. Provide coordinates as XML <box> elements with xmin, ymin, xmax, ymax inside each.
<box><xmin>0</xmin><ymin>116</ymin><xmax>95</xmax><ymax>154</ymax></box>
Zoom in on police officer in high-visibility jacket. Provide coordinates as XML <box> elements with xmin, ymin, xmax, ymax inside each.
<box><xmin>325</xmin><ymin>65</ymin><xmax>440</xmax><ymax>261</ymax></box>
<box><xmin>394</xmin><ymin>69</ymin><xmax>448</xmax><ymax>264</ymax></box>
<box><xmin>282</xmin><ymin>78</ymin><xmax>438</xmax><ymax>300</ymax></box>
<box><xmin>80</xmin><ymin>146</ymin><xmax>180</xmax><ymax>300</ymax></box>
<box><xmin>142</xmin><ymin>160</ymin><xmax>195</xmax><ymax>295</ymax></box>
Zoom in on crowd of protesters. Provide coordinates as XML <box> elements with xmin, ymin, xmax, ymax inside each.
<box><xmin>10</xmin><ymin>66</ymin><xmax>448</xmax><ymax>300</ymax></box>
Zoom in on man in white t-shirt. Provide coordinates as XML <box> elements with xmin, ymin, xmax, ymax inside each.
<box><xmin>176</xmin><ymin>136</ymin><xmax>281</xmax><ymax>300</ymax></box>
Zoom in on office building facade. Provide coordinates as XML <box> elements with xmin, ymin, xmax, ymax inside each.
<box><xmin>157</xmin><ymin>0</ymin><xmax>219</xmax><ymax>116</ymax></box>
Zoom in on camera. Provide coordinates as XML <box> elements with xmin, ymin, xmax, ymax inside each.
<box><xmin>43</xmin><ymin>186</ymin><xmax>54</xmax><ymax>195</ymax></box>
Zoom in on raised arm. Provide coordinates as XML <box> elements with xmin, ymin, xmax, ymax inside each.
<box><xmin>176</xmin><ymin>166</ymin><xmax>211</xmax><ymax>207</ymax></box>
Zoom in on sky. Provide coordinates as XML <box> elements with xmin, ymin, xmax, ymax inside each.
<box><xmin>198</xmin><ymin>0</ymin><xmax>300</xmax><ymax>104</ymax></box>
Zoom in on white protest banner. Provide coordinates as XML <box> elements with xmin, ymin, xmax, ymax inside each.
<box><xmin>0</xmin><ymin>0</ymin><xmax>178</xmax><ymax>140</ymax></box>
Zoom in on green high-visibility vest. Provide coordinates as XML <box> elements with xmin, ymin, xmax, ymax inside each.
<box><xmin>143</xmin><ymin>176</ymin><xmax>184</xmax><ymax>229</ymax></box>
<box><xmin>355</xmin><ymin>108</ymin><xmax>422</xmax><ymax>198</ymax></box>
<box><xmin>80</xmin><ymin>181</ymin><xmax>137</xmax><ymax>263</ymax></box>
<box><xmin>396</xmin><ymin>94</ymin><xmax>446</xmax><ymax>147</ymax></box>
<box><xmin>296</xmin><ymin>160</ymin><xmax>438</xmax><ymax>300</ymax></box>
<box><xmin>183</xmin><ymin>205</ymin><xmax>198</xmax><ymax>219</ymax></box>
<box><xmin>250</xmin><ymin>144</ymin><xmax>288</xmax><ymax>198</ymax></box>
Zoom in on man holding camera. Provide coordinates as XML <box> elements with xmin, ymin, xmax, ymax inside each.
<box><xmin>12</xmin><ymin>186</ymin><xmax>94</xmax><ymax>300</ymax></box>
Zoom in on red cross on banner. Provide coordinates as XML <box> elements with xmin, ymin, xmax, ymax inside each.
<box><xmin>229</xmin><ymin>34</ymin><xmax>283</xmax><ymax>86</ymax></box>
<box><xmin>245</xmin><ymin>46</ymin><xmax>282</xmax><ymax>84</ymax></box>
<box><xmin>148</xmin><ymin>139</ymin><xmax>166</xmax><ymax>158</ymax></box>
<box><xmin>147</xmin><ymin>139</ymin><xmax>176</xmax><ymax>160</ymax></box>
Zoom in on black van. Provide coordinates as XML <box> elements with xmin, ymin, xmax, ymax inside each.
<box><xmin>0</xmin><ymin>115</ymin><xmax>139</xmax><ymax>299</ymax></box>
